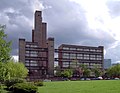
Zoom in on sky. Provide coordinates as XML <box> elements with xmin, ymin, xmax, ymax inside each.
<box><xmin>0</xmin><ymin>0</ymin><xmax>120</xmax><ymax>63</ymax></box>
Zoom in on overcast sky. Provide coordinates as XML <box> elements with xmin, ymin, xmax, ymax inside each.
<box><xmin>0</xmin><ymin>0</ymin><xmax>120</xmax><ymax>63</ymax></box>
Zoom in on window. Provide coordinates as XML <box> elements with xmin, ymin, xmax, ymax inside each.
<box><xmin>77</xmin><ymin>48</ymin><xmax>83</xmax><ymax>51</ymax></box>
<box><xmin>77</xmin><ymin>56</ymin><xmax>83</xmax><ymax>59</ymax></box>
<box><xmin>31</xmin><ymin>45</ymin><xmax>38</xmax><ymax>48</ymax></box>
<box><xmin>62</xmin><ymin>53</ymin><xmax>69</xmax><ymax>58</ymax></box>
<box><xmin>96</xmin><ymin>55</ymin><xmax>102</xmax><ymax>60</ymax></box>
<box><xmin>63</xmin><ymin>47</ymin><xmax>69</xmax><ymax>50</ymax></box>
<box><xmin>96</xmin><ymin>49</ymin><xmax>102</xmax><ymax>52</ymax></box>
<box><xmin>70</xmin><ymin>48</ymin><xmax>76</xmax><ymax>50</ymax></box>
<box><xmin>77</xmin><ymin>54</ymin><xmax>82</xmax><ymax>56</ymax></box>
<box><xmin>84</xmin><ymin>57</ymin><xmax>89</xmax><ymax>60</ymax></box>
<box><xmin>70</xmin><ymin>62</ymin><xmax>78</xmax><ymax>68</ymax></box>
<box><xmin>26</xmin><ymin>44</ymin><xmax>38</xmax><ymax>48</ymax></box>
<box><xmin>83</xmin><ymin>63</ymin><xmax>89</xmax><ymax>66</ymax></box>
<box><xmin>25</xmin><ymin>60</ymin><xmax>29</xmax><ymax>62</ymax></box>
<box><xmin>62</xmin><ymin>55</ymin><xmax>69</xmax><ymax>59</ymax></box>
<box><xmin>70</xmin><ymin>53</ymin><xmax>76</xmax><ymax>59</ymax></box>
<box><xmin>63</xmin><ymin>53</ymin><xmax>69</xmax><ymax>56</ymax></box>
<box><xmin>90</xmin><ymin>57</ymin><xmax>96</xmax><ymax>60</ymax></box>
<box><xmin>96</xmin><ymin>58</ymin><xmax>102</xmax><ymax>60</ymax></box>
<box><xmin>84</xmin><ymin>54</ymin><xmax>89</xmax><ymax>59</ymax></box>
<box><xmin>25</xmin><ymin>63</ymin><xmax>29</xmax><ymax>66</ymax></box>
<box><xmin>26</xmin><ymin>51</ymin><xmax>29</xmax><ymax>53</ymax></box>
<box><xmin>29</xmin><ymin>60</ymin><xmax>38</xmax><ymax>66</ymax></box>
<box><xmin>62</xmin><ymin>62</ymin><xmax>69</xmax><ymax>67</ymax></box>
<box><xmin>26</xmin><ymin>44</ymin><xmax>30</xmax><ymax>47</ymax></box>
<box><xmin>30</xmin><ymin>60</ymin><xmax>37</xmax><ymax>63</ymax></box>
<box><xmin>90</xmin><ymin>49</ymin><xmax>95</xmax><ymax>52</ymax></box>
<box><xmin>84</xmin><ymin>48</ymin><xmax>89</xmax><ymax>51</ymax></box>
<box><xmin>97</xmin><ymin>55</ymin><xmax>102</xmax><ymax>57</ymax></box>
<box><xmin>90</xmin><ymin>54</ymin><xmax>95</xmax><ymax>58</ymax></box>
<box><xmin>30</xmin><ymin>63</ymin><xmax>38</xmax><ymax>66</ymax></box>
<box><xmin>77</xmin><ymin>54</ymin><xmax>83</xmax><ymax>59</ymax></box>
<box><xmin>25</xmin><ymin>51</ymin><xmax>38</xmax><ymax>57</ymax></box>
<box><xmin>90</xmin><ymin>55</ymin><xmax>96</xmax><ymax>60</ymax></box>
<box><xmin>25</xmin><ymin>54</ymin><xmax>29</xmax><ymax>56</ymax></box>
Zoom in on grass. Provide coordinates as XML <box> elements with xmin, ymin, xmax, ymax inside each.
<box><xmin>38</xmin><ymin>80</ymin><xmax>120</xmax><ymax>93</ymax></box>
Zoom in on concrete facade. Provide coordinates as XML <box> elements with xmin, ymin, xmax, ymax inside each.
<box><xmin>19</xmin><ymin>10</ymin><xmax>105</xmax><ymax>80</ymax></box>
<box><xmin>19</xmin><ymin>11</ymin><xmax>54</xmax><ymax>80</ymax></box>
<box><xmin>55</xmin><ymin>44</ymin><xmax>104</xmax><ymax>70</ymax></box>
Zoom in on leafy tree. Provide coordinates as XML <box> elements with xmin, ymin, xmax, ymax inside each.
<box><xmin>79</xmin><ymin>64</ymin><xmax>91</xmax><ymax>78</ymax></box>
<box><xmin>92</xmin><ymin>66</ymin><xmax>102</xmax><ymax>78</ymax></box>
<box><xmin>0</xmin><ymin>60</ymin><xmax>28</xmax><ymax>82</ymax></box>
<box><xmin>0</xmin><ymin>25</ymin><xmax>11</xmax><ymax>62</ymax></box>
<box><xmin>55</xmin><ymin>66</ymin><xmax>61</xmax><ymax>76</ymax></box>
<box><xmin>106</xmin><ymin>64</ymin><xmax>120</xmax><ymax>78</ymax></box>
<box><xmin>61</xmin><ymin>69</ymin><xmax>73</xmax><ymax>78</ymax></box>
<box><xmin>83</xmin><ymin>68</ymin><xmax>91</xmax><ymax>78</ymax></box>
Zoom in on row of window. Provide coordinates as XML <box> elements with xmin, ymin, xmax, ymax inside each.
<box><xmin>26</xmin><ymin>44</ymin><xmax>38</xmax><ymax>48</ymax></box>
<box><xmin>62</xmin><ymin>57</ymin><xmax>102</xmax><ymax>60</ymax></box>
<box><xmin>25</xmin><ymin>63</ymin><xmax>38</xmax><ymax>66</ymax></box>
<box><xmin>62</xmin><ymin>62</ymin><xmax>102</xmax><ymax>68</ymax></box>
<box><xmin>62</xmin><ymin>53</ymin><xmax>102</xmax><ymax>60</ymax></box>
<box><xmin>63</xmin><ymin>47</ymin><xmax>102</xmax><ymax>52</ymax></box>
<box><xmin>62</xmin><ymin>56</ymin><xmax>102</xmax><ymax>60</ymax></box>
<box><xmin>63</xmin><ymin>53</ymin><xmax>102</xmax><ymax>57</ymax></box>
<box><xmin>25</xmin><ymin>51</ymin><xmax>38</xmax><ymax>57</ymax></box>
<box><xmin>25</xmin><ymin>60</ymin><xmax>47</xmax><ymax>67</ymax></box>
<box><xmin>25</xmin><ymin>60</ymin><xmax>38</xmax><ymax>66</ymax></box>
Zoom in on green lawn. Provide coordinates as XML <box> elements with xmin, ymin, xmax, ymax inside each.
<box><xmin>38</xmin><ymin>80</ymin><xmax>120</xmax><ymax>93</ymax></box>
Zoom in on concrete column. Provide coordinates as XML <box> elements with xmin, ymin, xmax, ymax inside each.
<box><xmin>19</xmin><ymin>39</ymin><xmax>25</xmax><ymax>63</ymax></box>
<box><xmin>47</xmin><ymin>38</ymin><xmax>54</xmax><ymax>77</ymax></box>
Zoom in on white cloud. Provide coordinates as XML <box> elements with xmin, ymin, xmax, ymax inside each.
<box><xmin>0</xmin><ymin>0</ymin><xmax>120</xmax><ymax>63</ymax></box>
<box><xmin>12</xmin><ymin>55</ymin><xmax>18</xmax><ymax>62</ymax></box>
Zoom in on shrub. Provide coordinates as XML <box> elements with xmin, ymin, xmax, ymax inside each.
<box><xmin>4</xmin><ymin>78</ymin><xmax>26</xmax><ymax>88</ymax></box>
<box><xmin>10</xmin><ymin>82</ymin><xmax>38</xmax><ymax>93</ymax></box>
<box><xmin>0</xmin><ymin>84</ymin><xmax>9</xmax><ymax>93</ymax></box>
<box><xmin>34</xmin><ymin>81</ymin><xmax>43</xmax><ymax>86</ymax></box>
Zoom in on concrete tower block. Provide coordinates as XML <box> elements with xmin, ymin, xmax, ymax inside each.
<box><xmin>47</xmin><ymin>38</ymin><xmax>54</xmax><ymax>77</ymax></box>
<box><xmin>19</xmin><ymin>39</ymin><xmax>25</xmax><ymax>63</ymax></box>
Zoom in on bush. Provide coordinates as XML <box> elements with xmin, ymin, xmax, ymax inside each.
<box><xmin>10</xmin><ymin>82</ymin><xmax>38</xmax><ymax>93</ymax></box>
<box><xmin>0</xmin><ymin>84</ymin><xmax>9</xmax><ymax>93</ymax></box>
<box><xmin>4</xmin><ymin>78</ymin><xmax>26</xmax><ymax>88</ymax></box>
<box><xmin>34</xmin><ymin>81</ymin><xmax>43</xmax><ymax>86</ymax></box>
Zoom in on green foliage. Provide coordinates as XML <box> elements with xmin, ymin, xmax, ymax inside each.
<box><xmin>92</xmin><ymin>66</ymin><xmax>102</xmax><ymax>77</ymax></box>
<box><xmin>5</xmin><ymin>61</ymin><xmax>28</xmax><ymax>79</ymax></box>
<box><xmin>79</xmin><ymin>64</ymin><xmax>91</xmax><ymax>78</ymax></box>
<box><xmin>10</xmin><ymin>82</ymin><xmax>38</xmax><ymax>93</ymax></box>
<box><xmin>34</xmin><ymin>81</ymin><xmax>44</xmax><ymax>86</ymax></box>
<box><xmin>0</xmin><ymin>25</ymin><xmax>11</xmax><ymax>63</ymax></box>
<box><xmin>83</xmin><ymin>68</ymin><xmax>91</xmax><ymax>78</ymax></box>
<box><xmin>61</xmin><ymin>69</ymin><xmax>73</xmax><ymax>78</ymax></box>
<box><xmin>55</xmin><ymin>66</ymin><xmax>61</xmax><ymax>76</ymax></box>
<box><xmin>5</xmin><ymin>78</ymin><xmax>26</xmax><ymax>88</ymax></box>
<box><xmin>0</xmin><ymin>84</ymin><xmax>9</xmax><ymax>93</ymax></box>
<box><xmin>0</xmin><ymin>60</ymin><xmax>28</xmax><ymax>82</ymax></box>
<box><xmin>0</xmin><ymin>62</ymin><xmax>9</xmax><ymax>82</ymax></box>
<box><xmin>106</xmin><ymin>64</ymin><xmax>120</xmax><ymax>78</ymax></box>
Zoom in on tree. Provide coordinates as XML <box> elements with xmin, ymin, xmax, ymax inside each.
<box><xmin>0</xmin><ymin>60</ymin><xmax>28</xmax><ymax>82</ymax></box>
<box><xmin>79</xmin><ymin>64</ymin><xmax>91</xmax><ymax>79</ymax></box>
<box><xmin>92</xmin><ymin>66</ymin><xmax>102</xmax><ymax>78</ymax></box>
<box><xmin>54</xmin><ymin>66</ymin><xmax>61</xmax><ymax>76</ymax></box>
<box><xmin>106</xmin><ymin>64</ymin><xmax>120</xmax><ymax>78</ymax></box>
<box><xmin>61</xmin><ymin>69</ymin><xmax>73</xmax><ymax>79</ymax></box>
<box><xmin>0</xmin><ymin>25</ymin><xmax>11</xmax><ymax>62</ymax></box>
